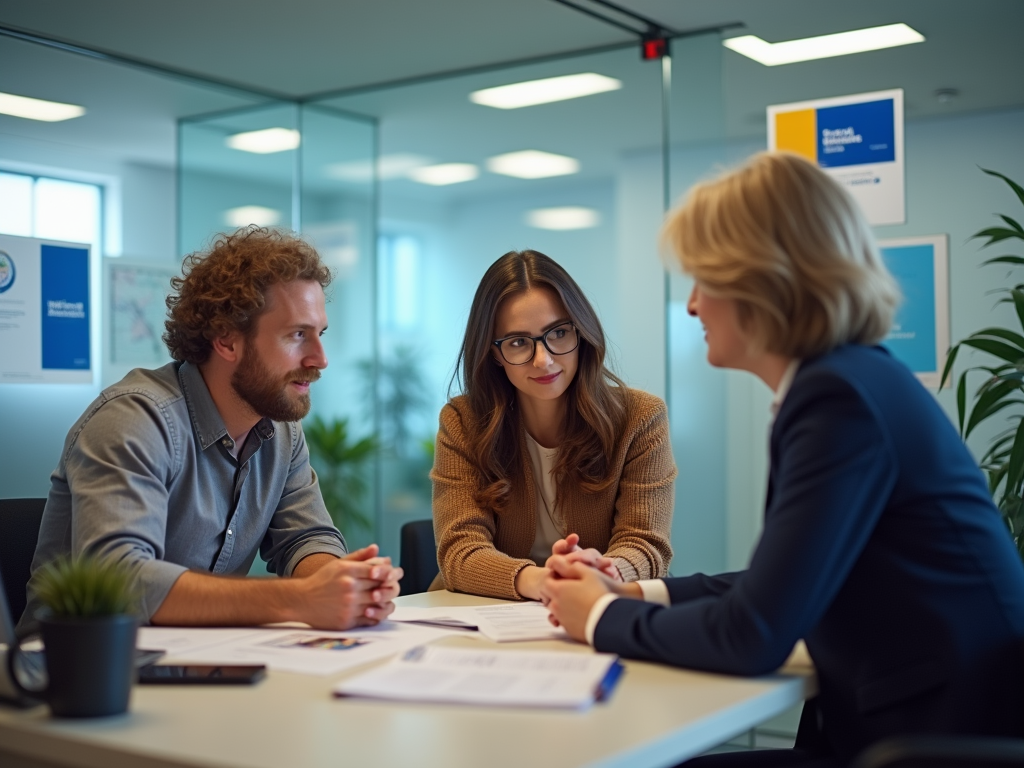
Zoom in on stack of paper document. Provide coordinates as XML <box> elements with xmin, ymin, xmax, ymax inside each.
<box><xmin>137</xmin><ymin>622</ymin><xmax>460</xmax><ymax>677</ymax></box>
<box><xmin>333</xmin><ymin>646</ymin><xmax>622</xmax><ymax>709</ymax></box>
<box><xmin>389</xmin><ymin>602</ymin><xmax>568</xmax><ymax>643</ymax></box>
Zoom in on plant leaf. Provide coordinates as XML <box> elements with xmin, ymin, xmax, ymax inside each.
<box><xmin>982</xmin><ymin>256</ymin><xmax>1024</xmax><ymax>267</ymax></box>
<box><xmin>956</xmin><ymin>370</ymin><xmax>967</xmax><ymax>436</ymax></box>
<box><xmin>973</xmin><ymin>227</ymin><xmax>1024</xmax><ymax>247</ymax></box>
<box><xmin>982</xmin><ymin>168</ymin><xmax>1024</xmax><ymax>212</ymax></box>
<box><xmin>966</xmin><ymin>397</ymin><xmax>1024</xmax><ymax>439</ymax></box>
<box><xmin>1000</xmin><ymin>214</ymin><xmax>1024</xmax><ymax>235</ymax></box>
<box><xmin>970</xmin><ymin>327</ymin><xmax>1024</xmax><ymax>352</ymax></box>
<box><xmin>959</xmin><ymin>338</ymin><xmax>1024</xmax><ymax>364</ymax></box>
<box><xmin>939</xmin><ymin>343</ymin><xmax>960</xmax><ymax>390</ymax></box>
<box><xmin>1005</xmin><ymin>418</ymin><xmax>1024</xmax><ymax>502</ymax></box>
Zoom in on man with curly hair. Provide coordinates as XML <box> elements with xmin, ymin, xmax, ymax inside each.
<box><xmin>21</xmin><ymin>228</ymin><xmax>401</xmax><ymax>630</ymax></box>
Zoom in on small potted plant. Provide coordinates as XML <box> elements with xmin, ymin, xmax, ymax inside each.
<box><xmin>8</xmin><ymin>554</ymin><xmax>139</xmax><ymax>717</ymax></box>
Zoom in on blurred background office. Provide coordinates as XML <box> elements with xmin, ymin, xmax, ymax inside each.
<box><xmin>1</xmin><ymin>0</ymin><xmax>1022</xmax><ymax>591</ymax></box>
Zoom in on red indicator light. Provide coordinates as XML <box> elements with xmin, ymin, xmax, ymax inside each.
<box><xmin>641</xmin><ymin>36</ymin><xmax>667</xmax><ymax>60</ymax></box>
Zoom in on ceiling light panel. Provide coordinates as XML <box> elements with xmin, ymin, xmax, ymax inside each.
<box><xmin>226</xmin><ymin>128</ymin><xmax>301</xmax><ymax>154</ymax></box>
<box><xmin>408</xmin><ymin>163</ymin><xmax>479</xmax><ymax>186</ymax></box>
<box><xmin>487</xmin><ymin>150</ymin><xmax>579</xmax><ymax>179</ymax></box>
<box><xmin>328</xmin><ymin>154</ymin><xmax>431</xmax><ymax>182</ymax></box>
<box><xmin>526</xmin><ymin>207</ymin><xmax>600</xmax><ymax>230</ymax></box>
<box><xmin>470</xmin><ymin>73</ymin><xmax>622</xmax><ymax>109</ymax></box>
<box><xmin>0</xmin><ymin>92</ymin><xmax>85</xmax><ymax>122</ymax></box>
<box><xmin>224</xmin><ymin>206</ymin><xmax>281</xmax><ymax>228</ymax></box>
<box><xmin>723</xmin><ymin>23</ymin><xmax>925</xmax><ymax>67</ymax></box>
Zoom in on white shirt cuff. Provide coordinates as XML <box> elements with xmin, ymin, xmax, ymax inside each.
<box><xmin>637</xmin><ymin>579</ymin><xmax>671</xmax><ymax>606</ymax></box>
<box><xmin>584</xmin><ymin>593</ymin><xmax>620</xmax><ymax>646</ymax></box>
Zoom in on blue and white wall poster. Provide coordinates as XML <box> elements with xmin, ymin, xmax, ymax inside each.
<box><xmin>878</xmin><ymin>235</ymin><xmax>950</xmax><ymax>388</ymax></box>
<box><xmin>768</xmin><ymin>88</ymin><xmax>905</xmax><ymax>226</ymax></box>
<box><xmin>0</xmin><ymin>234</ymin><xmax>95</xmax><ymax>384</ymax></box>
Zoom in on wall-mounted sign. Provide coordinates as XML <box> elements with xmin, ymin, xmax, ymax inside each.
<box><xmin>0</xmin><ymin>234</ymin><xmax>93</xmax><ymax>384</ymax></box>
<box><xmin>768</xmin><ymin>89</ymin><xmax>905</xmax><ymax>226</ymax></box>
<box><xmin>878</xmin><ymin>235</ymin><xmax>949</xmax><ymax>388</ymax></box>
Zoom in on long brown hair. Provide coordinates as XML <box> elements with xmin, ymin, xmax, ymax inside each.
<box><xmin>450</xmin><ymin>250</ymin><xmax>627</xmax><ymax>513</ymax></box>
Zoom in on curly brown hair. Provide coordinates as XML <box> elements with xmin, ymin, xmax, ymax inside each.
<box><xmin>163</xmin><ymin>227</ymin><xmax>332</xmax><ymax>365</ymax></box>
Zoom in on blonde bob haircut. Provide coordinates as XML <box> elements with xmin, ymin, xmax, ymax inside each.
<box><xmin>663</xmin><ymin>151</ymin><xmax>901</xmax><ymax>359</ymax></box>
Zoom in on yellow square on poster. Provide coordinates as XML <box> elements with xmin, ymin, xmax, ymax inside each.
<box><xmin>774</xmin><ymin>109</ymin><xmax>817</xmax><ymax>162</ymax></box>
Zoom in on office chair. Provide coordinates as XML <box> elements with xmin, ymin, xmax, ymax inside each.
<box><xmin>398</xmin><ymin>519</ymin><xmax>439</xmax><ymax>596</ymax></box>
<box><xmin>0</xmin><ymin>498</ymin><xmax>46</xmax><ymax>627</ymax></box>
<box><xmin>852</xmin><ymin>735</ymin><xmax>1024</xmax><ymax>767</ymax></box>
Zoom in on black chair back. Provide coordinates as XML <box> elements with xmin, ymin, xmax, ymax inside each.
<box><xmin>0</xmin><ymin>498</ymin><xmax>46</xmax><ymax>627</ymax></box>
<box><xmin>398</xmin><ymin>519</ymin><xmax>439</xmax><ymax>596</ymax></box>
<box><xmin>853</xmin><ymin>735</ymin><xmax>1024</xmax><ymax>768</ymax></box>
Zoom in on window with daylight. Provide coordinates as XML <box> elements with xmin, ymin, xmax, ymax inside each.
<box><xmin>0</xmin><ymin>171</ymin><xmax>103</xmax><ymax>256</ymax></box>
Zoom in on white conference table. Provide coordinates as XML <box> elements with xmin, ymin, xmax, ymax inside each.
<box><xmin>0</xmin><ymin>590</ymin><xmax>815</xmax><ymax>768</ymax></box>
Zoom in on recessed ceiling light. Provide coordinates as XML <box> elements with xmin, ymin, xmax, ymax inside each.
<box><xmin>0</xmin><ymin>91</ymin><xmax>85</xmax><ymax>122</ymax></box>
<box><xmin>470</xmin><ymin>73</ymin><xmax>622</xmax><ymax>109</ymax></box>
<box><xmin>226</xmin><ymin>128</ymin><xmax>301</xmax><ymax>154</ymax></box>
<box><xmin>224</xmin><ymin>205</ymin><xmax>281</xmax><ymax>228</ymax></box>
<box><xmin>487</xmin><ymin>150</ymin><xmax>579</xmax><ymax>179</ymax></box>
<box><xmin>408</xmin><ymin>163</ymin><xmax>479</xmax><ymax>186</ymax></box>
<box><xmin>328</xmin><ymin>154</ymin><xmax>432</xmax><ymax>182</ymax></box>
<box><xmin>526</xmin><ymin>207</ymin><xmax>600</xmax><ymax>230</ymax></box>
<box><xmin>723</xmin><ymin>23</ymin><xmax>925</xmax><ymax>66</ymax></box>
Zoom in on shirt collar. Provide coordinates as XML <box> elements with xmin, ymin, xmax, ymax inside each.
<box><xmin>770</xmin><ymin>359</ymin><xmax>802</xmax><ymax>420</ymax></box>
<box><xmin>178</xmin><ymin>362</ymin><xmax>277</xmax><ymax>453</ymax></box>
<box><xmin>178</xmin><ymin>362</ymin><xmax>230</xmax><ymax>451</ymax></box>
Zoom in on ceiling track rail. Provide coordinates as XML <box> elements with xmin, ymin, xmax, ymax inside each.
<box><xmin>0</xmin><ymin>22</ymin><xmax>292</xmax><ymax>102</ymax></box>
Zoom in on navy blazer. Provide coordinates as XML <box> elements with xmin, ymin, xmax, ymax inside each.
<box><xmin>595</xmin><ymin>345</ymin><xmax>1024</xmax><ymax>763</ymax></box>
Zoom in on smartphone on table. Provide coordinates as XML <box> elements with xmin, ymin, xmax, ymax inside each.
<box><xmin>137</xmin><ymin>664</ymin><xmax>266</xmax><ymax>685</ymax></box>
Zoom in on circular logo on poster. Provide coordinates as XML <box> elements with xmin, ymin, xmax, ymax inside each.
<box><xmin>0</xmin><ymin>251</ymin><xmax>14</xmax><ymax>294</ymax></box>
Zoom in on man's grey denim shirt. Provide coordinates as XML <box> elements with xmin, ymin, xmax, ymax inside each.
<box><xmin>22</xmin><ymin>361</ymin><xmax>347</xmax><ymax>627</ymax></box>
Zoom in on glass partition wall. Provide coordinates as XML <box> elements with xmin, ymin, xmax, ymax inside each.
<box><xmin>319</xmin><ymin>45</ymin><xmax>669</xmax><ymax>560</ymax></box>
<box><xmin>179</xmin><ymin>102</ymin><xmax>379</xmax><ymax>551</ymax></box>
<box><xmin>176</xmin><ymin>9</ymin><xmax>1024</xmax><ymax>577</ymax></box>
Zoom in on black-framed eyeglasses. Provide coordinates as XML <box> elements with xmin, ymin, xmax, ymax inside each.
<box><xmin>492</xmin><ymin>322</ymin><xmax>579</xmax><ymax>365</ymax></box>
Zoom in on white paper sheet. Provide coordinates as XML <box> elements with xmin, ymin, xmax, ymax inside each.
<box><xmin>390</xmin><ymin>602</ymin><xmax>568</xmax><ymax>643</ymax></box>
<box><xmin>333</xmin><ymin>645</ymin><xmax>619</xmax><ymax>709</ymax></box>
<box><xmin>138</xmin><ymin>622</ymin><xmax>461</xmax><ymax>676</ymax></box>
<box><xmin>469</xmin><ymin>603</ymin><xmax>568</xmax><ymax>642</ymax></box>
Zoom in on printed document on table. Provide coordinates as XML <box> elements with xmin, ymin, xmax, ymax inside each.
<box><xmin>138</xmin><ymin>622</ymin><xmax>460</xmax><ymax>676</ymax></box>
<box><xmin>390</xmin><ymin>602</ymin><xmax>567</xmax><ymax>642</ymax></box>
<box><xmin>471</xmin><ymin>603</ymin><xmax>567</xmax><ymax>642</ymax></box>
<box><xmin>333</xmin><ymin>645</ymin><xmax>621</xmax><ymax>709</ymax></box>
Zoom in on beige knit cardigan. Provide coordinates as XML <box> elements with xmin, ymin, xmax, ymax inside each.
<box><xmin>430</xmin><ymin>388</ymin><xmax>676</xmax><ymax>600</ymax></box>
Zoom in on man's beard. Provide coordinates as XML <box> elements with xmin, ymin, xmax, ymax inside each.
<box><xmin>231</xmin><ymin>348</ymin><xmax>320</xmax><ymax>422</ymax></box>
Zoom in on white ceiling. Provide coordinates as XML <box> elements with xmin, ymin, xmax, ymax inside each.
<box><xmin>0</xmin><ymin>0</ymin><xmax>1022</xmax><ymax>180</ymax></box>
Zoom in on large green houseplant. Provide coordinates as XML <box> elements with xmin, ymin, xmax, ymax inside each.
<box><xmin>940</xmin><ymin>169</ymin><xmax>1024</xmax><ymax>557</ymax></box>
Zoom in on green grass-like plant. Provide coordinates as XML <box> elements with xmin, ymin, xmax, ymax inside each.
<box><xmin>34</xmin><ymin>554</ymin><xmax>139</xmax><ymax>618</ymax></box>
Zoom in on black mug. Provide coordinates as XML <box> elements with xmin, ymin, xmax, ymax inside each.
<box><xmin>7</xmin><ymin>613</ymin><xmax>138</xmax><ymax>717</ymax></box>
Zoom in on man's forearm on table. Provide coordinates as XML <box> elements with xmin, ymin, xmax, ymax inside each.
<box><xmin>150</xmin><ymin>571</ymin><xmax>301</xmax><ymax>626</ymax></box>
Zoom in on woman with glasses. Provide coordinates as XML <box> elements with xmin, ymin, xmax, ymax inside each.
<box><xmin>541</xmin><ymin>153</ymin><xmax>1024</xmax><ymax>766</ymax></box>
<box><xmin>430</xmin><ymin>250</ymin><xmax>675</xmax><ymax>600</ymax></box>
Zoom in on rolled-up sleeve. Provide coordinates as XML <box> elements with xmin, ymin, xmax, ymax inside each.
<box><xmin>261</xmin><ymin>422</ymin><xmax>347</xmax><ymax>576</ymax></box>
<box><xmin>63</xmin><ymin>394</ymin><xmax>189</xmax><ymax>620</ymax></box>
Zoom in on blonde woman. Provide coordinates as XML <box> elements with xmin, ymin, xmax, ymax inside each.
<box><xmin>543</xmin><ymin>153</ymin><xmax>1024</xmax><ymax>767</ymax></box>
